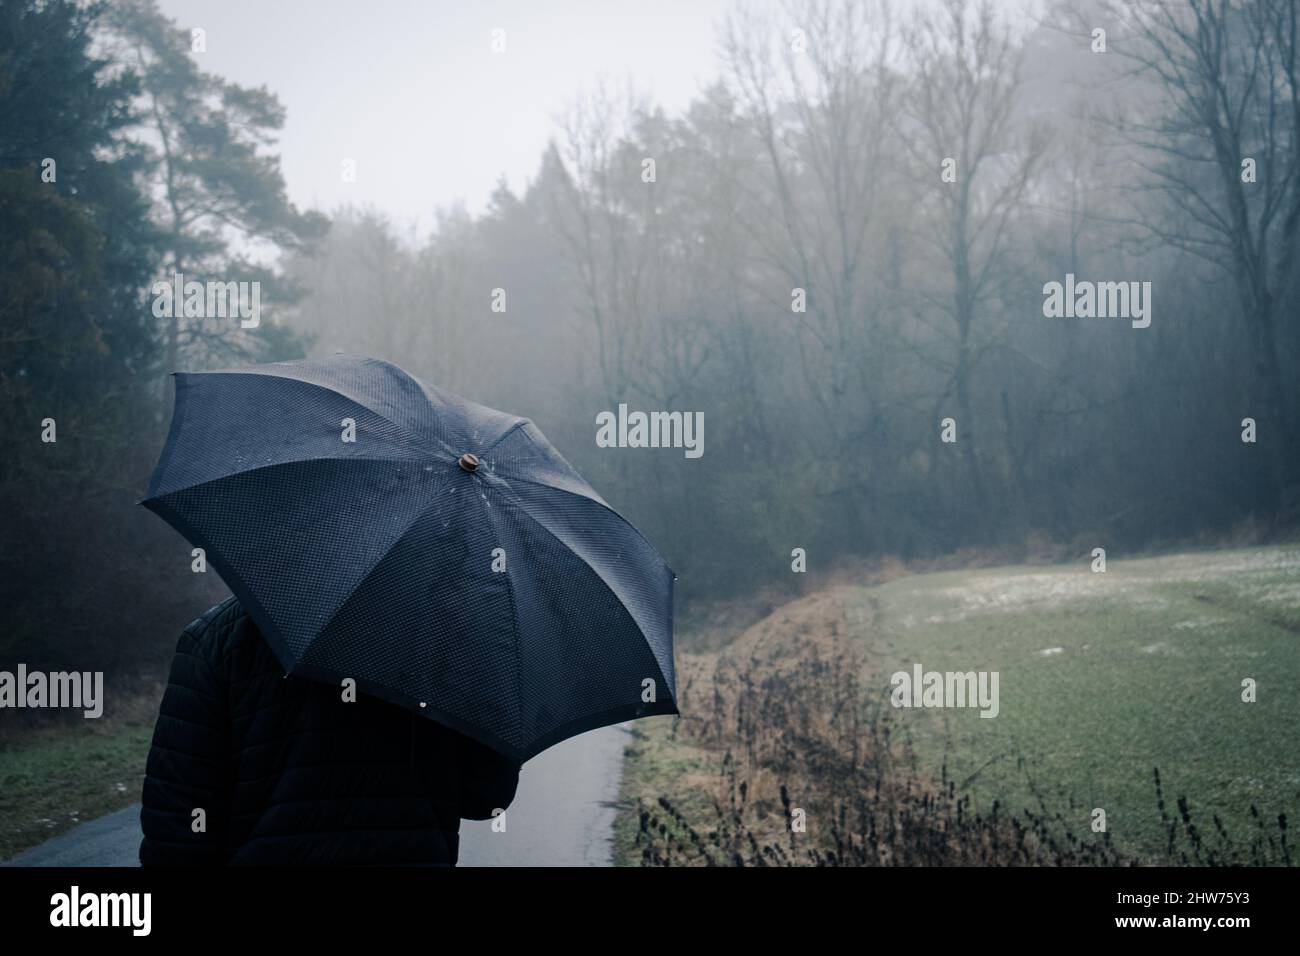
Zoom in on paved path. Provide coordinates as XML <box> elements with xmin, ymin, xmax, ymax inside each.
<box><xmin>2</xmin><ymin>805</ymin><xmax>144</xmax><ymax>867</ymax></box>
<box><xmin>3</xmin><ymin>724</ymin><xmax>628</xmax><ymax>867</ymax></box>
<box><xmin>460</xmin><ymin>723</ymin><xmax>627</xmax><ymax>866</ymax></box>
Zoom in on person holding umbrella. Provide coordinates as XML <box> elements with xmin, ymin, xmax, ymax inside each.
<box><xmin>138</xmin><ymin>356</ymin><xmax>677</xmax><ymax>866</ymax></box>
<box><xmin>138</xmin><ymin>594</ymin><xmax>523</xmax><ymax>866</ymax></box>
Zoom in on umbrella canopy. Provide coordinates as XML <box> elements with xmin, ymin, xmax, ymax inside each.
<box><xmin>142</xmin><ymin>355</ymin><xmax>677</xmax><ymax>761</ymax></box>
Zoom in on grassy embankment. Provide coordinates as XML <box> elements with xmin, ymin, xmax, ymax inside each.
<box><xmin>615</xmin><ymin>545</ymin><xmax>1298</xmax><ymax>866</ymax></box>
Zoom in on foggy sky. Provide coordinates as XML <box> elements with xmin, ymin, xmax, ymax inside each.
<box><xmin>157</xmin><ymin>0</ymin><xmax>740</xmax><ymax>228</ymax></box>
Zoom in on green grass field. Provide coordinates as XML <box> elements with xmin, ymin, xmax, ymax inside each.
<box><xmin>841</xmin><ymin>545</ymin><xmax>1300</xmax><ymax>862</ymax></box>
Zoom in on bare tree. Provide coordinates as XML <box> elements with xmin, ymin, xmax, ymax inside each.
<box><xmin>720</xmin><ymin>0</ymin><xmax>903</xmax><ymax>529</ymax></box>
<box><xmin>550</xmin><ymin>82</ymin><xmax>653</xmax><ymax>403</ymax></box>
<box><xmin>901</xmin><ymin>0</ymin><xmax>1047</xmax><ymax>515</ymax></box>
<box><xmin>1102</xmin><ymin>0</ymin><xmax>1300</xmax><ymax>498</ymax></box>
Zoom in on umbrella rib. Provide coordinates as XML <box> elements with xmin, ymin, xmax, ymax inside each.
<box><xmin>481</xmin><ymin>495</ymin><xmax>525</xmax><ymax>748</ymax></box>
<box><xmin>485</xmin><ymin>483</ymin><xmax>674</xmax><ymax>698</ymax></box>
<box><xmin>485</xmin><ymin>471</ymin><xmax>670</xmax><ymax>572</ymax></box>
<box><xmin>480</xmin><ymin>420</ymin><xmax>597</xmax><ymax>498</ymax></box>
<box><xmin>480</xmin><ymin>417</ymin><xmax>531</xmax><ymax>456</ymax></box>
<box><xmin>186</xmin><ymin>369</ymin><xmax>453</xmax><ymax>460</ymax></box>
<box><xmin>476</xmin><ymin>417</ymin><xmax>671</xmax><ymax>562</ymax></box>
<box><xmin>296</xmin><ymin>465</ymin><xmax>463</xmax><ymax>658</ymax></box>
<box><xmin>150</xmin><ymin>455</ymin><xmax>437</xmax><ymax>500</ymax></box>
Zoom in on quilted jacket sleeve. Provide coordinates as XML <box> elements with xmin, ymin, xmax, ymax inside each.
<box><xmin>139</xmin><ymin>623</ymin><xmax>232</xmax><ymax>865</ymax></box>
<box><xmin>457</xmin><ymin>735</ymin><xmax>522</xmax><ymax>821</ymax></box>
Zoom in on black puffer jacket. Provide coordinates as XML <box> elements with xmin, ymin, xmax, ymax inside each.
<box><xmin>139</xmin><ymin>596</ymin><xmax>521</xmax><ymax>866</ymax></box>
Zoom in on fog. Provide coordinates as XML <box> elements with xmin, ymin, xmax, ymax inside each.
<box><xmin>4</xmin><ymin>0</ymin><xmax>1297</xmax><ymax>667</ymax></box>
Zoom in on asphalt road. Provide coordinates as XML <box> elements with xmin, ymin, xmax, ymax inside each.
<box><xmin>3</xmin><ymin>723</ymin><xmax>628</xmax><ymax>867</ymax></box>
<box><xmin>1</xmin><ymin>804</ymin><xmax>142</xmax><ymax>868</ymax></box>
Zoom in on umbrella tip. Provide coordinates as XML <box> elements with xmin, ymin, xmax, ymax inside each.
<box><xmin>458</xmin><ymin>453</ymin><xmax>480</xmax><ymax>473</ymax></box>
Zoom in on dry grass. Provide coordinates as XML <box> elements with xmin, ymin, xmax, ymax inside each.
<box><xmin>621</xmin><ymin>579</ymin><xmax>1292</xmax><ymax>866</ymax></box>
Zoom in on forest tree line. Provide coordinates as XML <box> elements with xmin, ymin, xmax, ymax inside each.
<box><xmin>3</xmin><ymin>0</ymin><xmax>1297</xmax><ymax>672</ymax></box>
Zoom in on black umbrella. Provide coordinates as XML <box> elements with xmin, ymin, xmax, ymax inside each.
<box><xmin>141</xmin><ymin>355</ymin><xmax>677</xmax><ymax>760</ymax></box>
